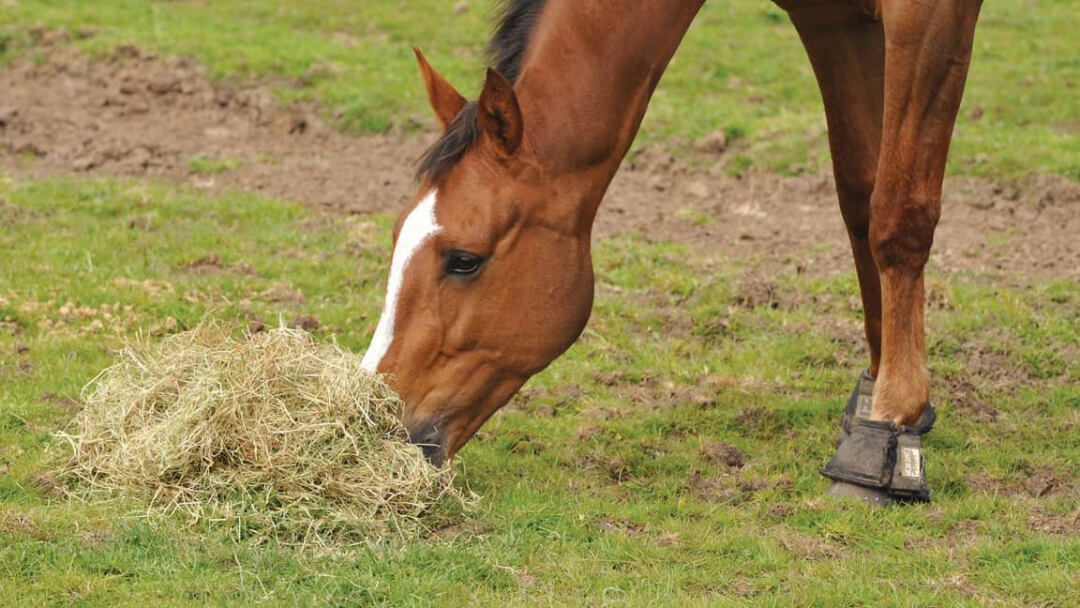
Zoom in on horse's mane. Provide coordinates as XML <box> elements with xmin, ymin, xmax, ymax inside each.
<box><xmin>416</xmin><ymin>0</ymin><xmax>546</xmax><ymax>183</ymax></box>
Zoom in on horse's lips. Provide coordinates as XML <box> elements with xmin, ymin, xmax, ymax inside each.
<box><xmin>405</xmin><ymin>418</ymin><xmax>448</xmax><ymax>466</ymax></box>
<box><xmin>417</xmin><ymin>442</ymin><xmax>447</xmax><ymax>466</ymax></box>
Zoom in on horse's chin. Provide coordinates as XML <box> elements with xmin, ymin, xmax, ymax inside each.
<box><xmin>401</xmin><ymin>372</ymin><xmax>531</xmax><ymax>467</ymax></box>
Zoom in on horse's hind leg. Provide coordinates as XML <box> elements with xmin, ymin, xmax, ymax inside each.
<box><xmin>788</xmin><ymin>8</ymin><xmax>887</xmax><ymax>377</ymax></box>
<box><xmin>788</xmin><ymin>6</ymin><xmax>889</xmax><ymax>504</ymax></box>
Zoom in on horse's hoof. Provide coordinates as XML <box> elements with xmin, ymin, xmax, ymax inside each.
<box><xmin>826</xmin><ymin>480</ymin><xmax>891</xmax><ymax>507</ymax></box>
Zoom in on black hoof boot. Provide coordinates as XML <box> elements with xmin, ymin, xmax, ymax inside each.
<box><xmin>826</xmin><ymin>369</ymin><xmax>934</xmax><ymax>503</ymax></box>
<box><xmin>822</xmin><ymin>417</ymin><xmax>932</xmax><ymax>504</ymax></box>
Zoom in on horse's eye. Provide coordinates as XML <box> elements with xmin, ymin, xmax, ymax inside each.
<box><xmin>445</xmin><ymin>251</ymin><xmax>484</xmax><ymax>276</ymax></box>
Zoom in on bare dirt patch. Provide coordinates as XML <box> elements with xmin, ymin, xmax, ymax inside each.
<box><xmin>776</xmin><ymin>529</ymin><xmax>843</xmax><ymax>560</ymax></box>
<box><xmin>0</xmin><ymin>47</ymin><xmax>424</xmax><ymax>215</ymax></box>
<box><xmin>965</xmin><ymin>465</ymin><xmax>1072</xmax><ymax>500</ymax></box>
<box><xmin>699</xmin><ymin>441</ymin><xmax>745</xmax><ymax>468</ymax></box>
<box><xmin>0</xmin><ymin>507</ymin><xmax>42</xmax><ymax>539</ymax></box>
<box><xmin>1028</xmin><ymin>507</ymin><xmax>1080</xmax><ymax>536</ymax></box>
<box><xmin>3</xmin><ymin>49</ymin><xmax>1079</xmax><ymax>281</ymax></box>
<box><xmin>610</xmin><ymin>146</ymin><xmax>1080</xmax><ymax>281</ymax></box>
<box><xmin>179</xmin><ymin>253</ymin><xmax>256</xmax><ymax>276</ymax></box>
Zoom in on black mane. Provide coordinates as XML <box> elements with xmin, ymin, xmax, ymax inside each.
<box><xmin>416</xmin><ymin>0</ymin><xmax>546</xmax><ymax>183</ymax></box>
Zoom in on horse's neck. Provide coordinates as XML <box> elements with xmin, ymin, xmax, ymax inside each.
<box><xmin>515</xmin><ymin>0</ymin><xmax>703</xmax><ymax>184</ymax></box>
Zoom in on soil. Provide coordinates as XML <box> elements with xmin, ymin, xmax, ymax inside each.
<box><xmin>0</xmin><ymin>48</ymin><xmax>423</xmax><ymax>216</ymax></box>
<box><xmin>1028</xmin><ymin>507</ymin><xmax>1080</xmax><ymax>535</ymax></box>
<box><xmin>2</xmin><ymin>48</ymin><xmax>1079</xmax><ymax>283</ymax></box>
<box><xmin>965</xmin><ymin>465</ymin><xmax>1071</xmax><ymax>500</ymax></box>
<box><xmin>699</xmin><ymin>441</ymin><xmax>745</xmax><ymax>468</ymax></box>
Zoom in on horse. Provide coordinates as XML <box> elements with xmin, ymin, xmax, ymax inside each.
<box><xmin>359</xmin><ymin>0</ymin><xmax>983</xmax><ymax>504</ymax></box>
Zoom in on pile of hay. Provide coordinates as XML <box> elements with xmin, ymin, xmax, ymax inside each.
<box><xmin>53</xmin><ymin>323</ymin><xmax>472</xmax><ymax>545</ymax></box>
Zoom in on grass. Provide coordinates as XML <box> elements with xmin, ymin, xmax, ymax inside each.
<box><xmin>2</xmin><ymin>1</ymin><xmax>1078</xmax><ymax>605</ymax></box>
<box><xmin>0</xmin><ymin>0</ymin><xmax>1076</xmax><ymax>179</ymax></box>
<box><xmin>186</xmin><ymin>156</ymin><xmax>242</xmax><ymax>175</ymax></box>
<box><xmin>2</xmin><ymin>174</ymin><xmax>1079</xmax><ymax>606</ymax></box>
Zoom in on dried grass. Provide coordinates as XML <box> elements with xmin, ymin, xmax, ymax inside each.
<box><xmin>52</xmin><ymin>323</ymin><xmax>474</xmax><ymax>545</ymax></box>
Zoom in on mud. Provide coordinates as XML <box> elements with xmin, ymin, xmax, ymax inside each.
<box><xmin>3</xmin><ymin>49</ymin><xmax>1079</xmax><ymax>282</ymax></box>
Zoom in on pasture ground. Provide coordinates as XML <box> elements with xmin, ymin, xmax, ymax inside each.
<box><xmin>2</xmin><ymin>1</ymin><xmax>1079</xmax><ymax>605</ymax></box>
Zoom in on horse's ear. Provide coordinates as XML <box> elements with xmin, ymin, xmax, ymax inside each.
<box><xmin>477</xmin><ymin>68</ymin><xmax>523</xmax><ymax>156</ymax></box>
<box><xmin>413</xmin><ymin>46</ymin><xmax>466</xmax><ymax>129</ymax></box>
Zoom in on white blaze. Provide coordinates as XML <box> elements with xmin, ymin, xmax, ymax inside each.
<box><xmin>361</xmin><ymin>190</ymin><xmax>442</xmax><ymax>371</ymax></box>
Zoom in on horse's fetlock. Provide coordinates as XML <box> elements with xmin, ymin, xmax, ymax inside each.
<box><xmin>872</xmin><ymin>370</ymin><xmax>930</xmax><ymax>426</ymax></box>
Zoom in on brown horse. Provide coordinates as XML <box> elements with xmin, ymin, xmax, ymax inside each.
<box><xmin>361</xmin><ymin>0</ymin><xmax>983</xmax><ymax>502</ymax></box>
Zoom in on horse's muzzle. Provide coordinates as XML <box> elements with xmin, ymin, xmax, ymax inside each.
<box><xmin>405</xmin><ymin>420</ymin><xmax>447</xmax><ymax>466</ymax></box>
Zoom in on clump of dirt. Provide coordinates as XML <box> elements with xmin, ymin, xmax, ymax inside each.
<box><xmin>1028</xmin><ymin>508</ymin><xmax>1080</xmax><ymax>536</ymax></box>
<box><xmin>1020</xmin><ymin>467</ymin><xmax>1067</xmax><ymax>499</ymax></box>
<box><xmin>961</xmin><ymin>339</ymin><xmax>1035</xmax><ymax>392</ymax></box>
<box><xmin>505</xmin><ymin>383</ymin><xmax>582</xmax><ymax>415</ymax></box>
<box><xmin>733</xmin><ymin>270</ymin><xmax>779</xmax><ymax>309</ymax></box>
<box><xmin>577</xmin><ymin>424</ymin><xmax>606</xmax><ymax>441</ymax></box>
<box><xmin>577</xmin><ymin>450</ymin><xmax>632</xmax><ymax>483</ymax></box>
<box><xmin>0</xmin><ymin>508</ymin><xmax>39</xmax><ymax>537</ymax></box>
<box><xmin>768</xmin><ymin>502</ymin><xmax>794</xmax><ymax>518</ymax></box>
<box><xmin>595</xmin><ymin>515</ymin><xmax>645</xmax><ymax>537</ymax></box>
<box><xmin>687</xmin><ymin>472</ymin><xmax>741</xmax><ymax>503</ymax></box>
<box><xmin>27</xmin><ymin>470</ymin><xmax>64</xmax><ymax>499</ymax></box>
<box><xmin>290</xmin><ymin>314</ymin><xmax>321</xmax><ymax>332</ymax></box>
<box><xmin>941</xmin><ymin>376</ymin><xmax>1003</xmax><ymax>423</ymax></box>
<box><xmin>591</xmin><ymin>370</ymin><xmax>629</xmax><ymax>387</ymax></box>
<box><xmin>179</xmin><ymin>253</ymin><xmax>256</xmax><ymax>276</ymax></box>
<box><xmin>735</xmin><ymin>406</ymin><xmax>779</xmax><ymax>433</ymax></box>
<box><xmin>964</xmin><ymin>473</ymin><xmax>1001</xmax><ymax>496</ymax></box>
<box><xmin>586</xmin><ymin>371</ymin><xmax>718</xmax><ymax>413</ymax></box>
<box><xmin>699</xmin><ymin>441</ymin><xmax>745</xmax><ymax>468</ymax></box>
<box><xmin>263</xmin><ymin>282</ymin><xmax>305</xmax><ymax>304</ymax></box>
<box><xmin>955</xmin><ymin>400</ymin><xmax>1002</xmax><ymax>424</ymax></box>
<box><xmin>777</xmin><ymin>530</ymin><xmax>843</xmax><ymax>560</ymax></box>
<box><xmin>686</xmin><ymin>467</ymin><xmax>788</xmax><ymax>504</ymax></box>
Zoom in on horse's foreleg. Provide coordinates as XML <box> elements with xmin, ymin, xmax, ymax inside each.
<box><xmin>791</xmin><ymin>0</ymin><xmax>982</xmax><ymax>503</ymax></box>
<box><xmin>870</xmin><ymin>0</ymin><xmax>982</xmax><ymax>427</ymax></box>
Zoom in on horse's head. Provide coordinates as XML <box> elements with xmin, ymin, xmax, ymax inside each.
<box><xmin>361</xmin><ymin>49</ymin><xmax>595</xmax><ymax>465</ymax></box>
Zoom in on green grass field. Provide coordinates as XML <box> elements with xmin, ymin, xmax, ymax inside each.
<box><xmin>3</xmin><ymin>176</ymin><xmax>1078</xmax><ymax>606</ymax></box>
<box><xmin>2</xmin><ymin>1</ymin><xmax>1080</xmax><ymax>606</ymax></box>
